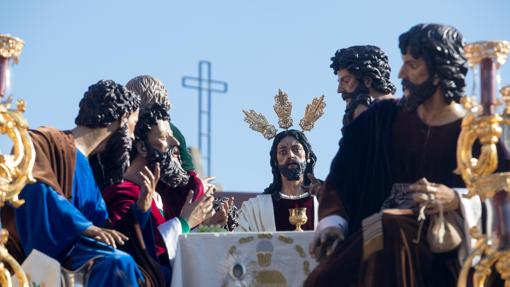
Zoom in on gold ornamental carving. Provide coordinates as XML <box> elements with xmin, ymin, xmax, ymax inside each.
<box><xmin>0</xmin><ymin>35</ymin><xmax>24</xmax><ymax>64</ymax></box>
<box><xmin>0</xmin><ymin>34</ymin><xmax>33</xmax><ymax>287</ymax></box>
<box><xmin>243</xmin><ymin>89</ymin><xmax>326</xmax><ymax>140</ymax></box>
<box><xmin>464</xmin><ymin>40</ymin><xmax>510</xmax><ymax>68</ymax></box>
<box><xmin>0</xmin><ymin>99</ymin><xmax>36</xmax><ymax>208</ymax></box>
<box><xmin>273</xmin><ymin>89</ymin><xmax>293</xmax><ymax>130</ymax></box>
<box><xmin>456</xmin><ymin>40</ymin><xmax>510</xmax><ymax>287</ymax></box>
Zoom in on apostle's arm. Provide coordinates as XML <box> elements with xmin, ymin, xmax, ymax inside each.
<box><xmin>309</xmin><ymin>181</ymin><xmax>349</xmax><ymax>261</ymax></box>
<box><xmin>15</xmin><ymin>182</ymin><xmax>93</xmax><ymax>259</ymax></box>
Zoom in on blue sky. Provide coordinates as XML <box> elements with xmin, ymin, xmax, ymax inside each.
<box><xmin>3</xmin><ymin>0</ymin><xmax>510</xmax><ymax>192</ymax></box>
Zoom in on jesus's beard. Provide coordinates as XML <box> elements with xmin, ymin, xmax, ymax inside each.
<box><xmin>278</xmin><ymin>160</ymin><xmax>307</xmax><ymax>181</ymax></box>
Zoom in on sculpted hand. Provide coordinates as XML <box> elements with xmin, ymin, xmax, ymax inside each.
<box><xmin>301</xmin><ymin>173</ymin><xmax>323</xmax><ymax>197</ymax></box>
<box><xmin>309</xmin><ymin>226</ymin><xmax>345</xmax><ymax>262</ymax></box>
<box><xmin>203</xmin><ymin>200</ymin><xmax>229</xmax><ymax>227</ymax></box>
<box><xmin>137</xmin><ymin>163</ymin><xmax>160</xmax><ymax>213</ymax></box>
<box><xmin>83</xmin><ymin>225</ymin><xmax>128</xmax><ymax>249</ymax></box>
<box><xmin>180</xmin><ymin>190</ymin><xmax>215</xmax><ymax>228</ymax></box>
<box><xmin>409</xmin><ymin>177</ymin><xmax>459</xmax><ymax>214</ymax></box>
<box><xmin>201</xmin><ymin>176</ymin><xmax>217</xmax><ymax>195</ymax></box>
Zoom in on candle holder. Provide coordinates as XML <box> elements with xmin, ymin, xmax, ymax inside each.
<box><xmin>0</xmin><ymin>33</ymin><xmax>35</xmax><ymax>287</ymax></box>
<box><xmin>456</xmin><ymin>40</ymin><xmax>510</xmax><ymax>287</ymax></box>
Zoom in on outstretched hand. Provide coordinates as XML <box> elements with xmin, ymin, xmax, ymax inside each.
<box><xmin>180</xmin><ymin>190</ymin><xmax>215</xmax><ymax>228</ymax></box>
<box><xmin>301</xmin><ymin>173</ymin><xmax>323</xmax><ymax>197</ymax></box>
<box><xmin>83</xmin><ymin>225</ymin><xmax>128</xmax><ymax>249</ymax></box>
<box><xmin>203</xmin><ymin>199</ymin><xmax>230</xmax><ymax>227</ymax></box>
<box><xmin>137</xmin><ymin>163</ymin><xmax>160</xmax><ymax>213</ymax></box>
<box><xmin>201</xmin><ymin>176</ymin><xmax>217</xmax><ymax>195</ymax></box>
<box><xmin>309</xmin><ymin>226</ymin><xmax>345</xmax><ymax>262</ymax></box>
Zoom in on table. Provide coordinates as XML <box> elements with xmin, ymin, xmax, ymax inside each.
<box><xmin>171</xmin><ymin>231</ymin><xmax>317</xmax><ymax>287</ymax></box>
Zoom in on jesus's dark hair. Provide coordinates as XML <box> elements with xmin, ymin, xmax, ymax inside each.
<box><xmin>263</xmin><ymin>129</ymin><xmax>317</xmax><ymax>195</ymax></box>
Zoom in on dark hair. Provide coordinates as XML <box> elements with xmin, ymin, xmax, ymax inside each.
<box><xmin>398</xmin><ymin>23</ymin><xmax>468</xmax><ymax>104</ymax></box>
<box><xmin>90</xmin><ymin>124</ymin><xmax>132</xmax><ymax>190</ymax></box>
<box><xmin>330</xmin><ymin>45</ymin><xmax>396</xmax><ymax>95</ymax></box>
<box><xmin>130</xmin><ymin>104</ymin><xmax>170</xmax><ymax>160</ymax></box>
<box><xmin>75</xmin><ymin>80</ymin><xmax>140</xmax><ymax>127</ymax></box>
<box><xmin>263</xmin><ymin>129</ymin><xmax>317</xmax><ymax>195</ymax></box>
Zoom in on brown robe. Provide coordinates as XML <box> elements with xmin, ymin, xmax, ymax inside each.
<box><xmin>1</xmin><ymin>127</ymin><xmax>76</xmax><ymax>263</ymax></box>
<box><xmin>305</xmin><ymin>104</ymin><xmax>510</xmax><ymax>287</ymax></box>
<box><xmin>1</xmin><ymin>127</ymin><xmax>166</xmax><ymax>286</ymax></box>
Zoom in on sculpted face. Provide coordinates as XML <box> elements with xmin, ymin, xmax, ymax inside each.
<box><xmin>337</xmin><ymin>69</ymin><xmax>359</xmax><ymax>96</ymax></box>
<box><xmin>276</xmin><ymin>135</ymin><xmax>307</xmax><ymax>181</ymax></box>
<box><xmin>126</xmin><ymin>109</ymin><xmax>140</xmax><ymax>140</ymax></box>
<box><xmin>143</xmin><ymin>120</ymin><xmax>189</xmax><ymax>187</ymax></box>
<box><xmin>398</xmin><ymin>52</ymin><xmax>430</xmax><ymax>98</ymax></box>
<box><xmin>146</xmin><ymin>120</ymin><xmax>175</xmax><ymax>154</ymax></box>
<box><xmin>398</xmin><ymin>52</ymin><xmax>439</xmax><ymax>111</ymax></box>
<box><xmin>142</xmin><ymin>120</ymin><xmax>174</xmax><ymax>170</ymax></box>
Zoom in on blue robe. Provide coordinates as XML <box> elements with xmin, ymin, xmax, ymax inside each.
<box><xmin>16</xmin><ymin>150</ymin><xmax>144</xmax><ymax>286</ymax></box>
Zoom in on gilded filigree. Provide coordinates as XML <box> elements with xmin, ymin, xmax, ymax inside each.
<box><xmin>242</xmin><ymin>110</ymin><xmax>277</xmax><ymax>140</ymax></box>
<box><xmin>465</xmin><ymin>40</ymin><xmax>510</xmax><ymax>67</ymax></box>
<box><xmin>0</xmin><ymin>34</ymin><xmax>24</xmax><ymax>63</ymax></box>
<box><xmin>273</xmin><ymin>89</ymin><xmax>293</xmax><ymax>129</ymax></box>
<box><xmin>0</xmin><ymin>100</ymin><xmax>36</xmax><ymax>208</ymax></box>
<box><xmin>501</xmin><ymin>86</ymin><xmax>510</xmax><ymax>115</ymax></box>
<box><xmin>299</xmin><ymin>95</ymin><xmax>326</xmax><ymax>132</ymax></box>
<box><xmin>456</xmin><ymin>40</ymin><xmax>510</xmax><ymax>287</ymax></box>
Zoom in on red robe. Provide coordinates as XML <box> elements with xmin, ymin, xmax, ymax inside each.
<box><xmin>102</xmin><ymin>171</ymin><xmax>205</xmax><ymax>257</ymax></box>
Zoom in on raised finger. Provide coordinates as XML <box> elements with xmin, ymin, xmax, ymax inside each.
<box><xmin>143</xmin><ymin>166</ymin><xmax>155</xmax><ymax>183</ymax></box>
<box><xmin>326</xmin><ymin>238</ymin><xmax>340</xmax><ymax>257</ymax></box>
<box><xmin>185</xmin><ymin>190</ymin><xmax>195</xmax><ymax>204</ymax></box>
<box><xmin>203</xmin><ymin>201</ymin><xmax>214</xmax><ymax>213</ymax></box>
<box><xmin>98</xmin><ymin>232</ymin><xmax>111</xmax><ymax>246</ymax></box>
<box><xmin>153</xmin><ymin>163</ymin><xmax>161</xmax><ymax>184</ymax></box>
<box><xmin>109</xmin><ymin>230</ymin><xmax>126</xmax><ymax>245</ymax></box>
<box><xmin>408</xmin><ymin>183</ymin><xmax>427</xmax><ymax>193</ymax></box>
<box><xmin>139</xmin><ymin>171</ymin><xmax>151</xmax><ymax>185</ymax></box>
<box><xmin>104</xmin><ymin>232</ymin><xmax>116</xmax><ymax>248</ymax></box>
<box><xmin>115</xmin><ymin>230</ymin><xmax>129</xmax><ymax>241</ymax></box>
<box><xmin>203</xmin><ymin>176</ymin><xmax>216</xmax><ymax>184</ymax></box>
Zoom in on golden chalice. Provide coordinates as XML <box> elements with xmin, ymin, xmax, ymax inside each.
<box><xmin>289</xmin><ymin>208</ymin><xmax>307</xmax><ymax>231</ymax></box>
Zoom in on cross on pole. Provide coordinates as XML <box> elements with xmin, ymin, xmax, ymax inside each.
<box><xmin>182</xmin><ymin>60</ymin><xmax>228</xmax><ymax>177</ymax></box>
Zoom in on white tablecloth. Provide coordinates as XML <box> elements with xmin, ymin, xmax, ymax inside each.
<box><xmin>171</xmin><ymin>231</ymin><xmax>317</xmax><ymax>287</ymax></box>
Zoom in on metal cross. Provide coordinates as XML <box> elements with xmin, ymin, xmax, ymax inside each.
<box><xmin>182</xmin><ymin>60</ymin><xmax>228</xmax><ymax>177</ymax></box>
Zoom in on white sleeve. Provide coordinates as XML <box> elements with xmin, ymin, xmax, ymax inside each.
<box><xmin>453</xmin><ymin>188</ymin><xmax>482</xmax><ymax>263</ymax></box>
<box><xmin>157</xmin><ymin>217</ymin><xmax>182</xmax><ymax>261</ymax></box>
<box><xmin>316</xmin><ymin>215</ymin><xmax>349</xmax><ymax>235</ymax></box>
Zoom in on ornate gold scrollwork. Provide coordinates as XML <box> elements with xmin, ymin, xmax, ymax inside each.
<box><xmin>0</xmin><ymin>33</ymin><xmax>33</xmax><ymax>287</ymax></box>
<box><xmin>456</xmin><ymin>97</ymin><xmax>501</xmax><ymax>194</ymax></box>
<box><xmin>0</xmin><ymin>98</ymin><xmax>34</xmax><ymax>287</ymax></box>
<box><xmin>457</xmin><ymin>41</ymin><xmax>510</xmax><ymax>287</ymax></box>
<box><xmin>465</xmin><ymin>41</ymin><xmax>510</xmax><ymax>68</ymax></box>
<box><xmin>0</xmin><ymin>99</ymin><xmax>35</xmax><ymax>208</ymax></box>
<box><xmin>0</xmin><ymin>35</ymin><xmax>24</xmax><ymax>64</ymax></box>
